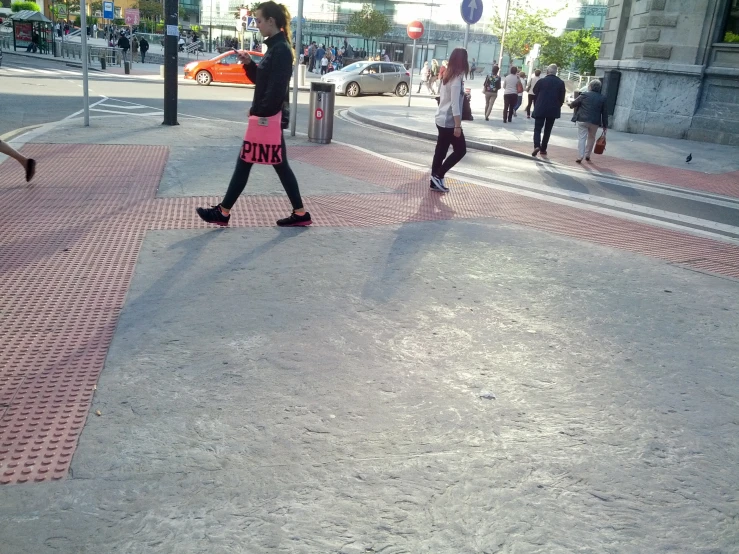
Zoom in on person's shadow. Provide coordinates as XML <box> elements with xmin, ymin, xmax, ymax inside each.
<box><xmin>362</xmin><ymin>178</ymin><xmax>456</xmax><ymax>304</ymax></box>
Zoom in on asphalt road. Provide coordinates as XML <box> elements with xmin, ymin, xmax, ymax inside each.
<box><xmin>2</xmin><ymin>55</ymin><xmax>738</xmax><ymax>240</ymax></box>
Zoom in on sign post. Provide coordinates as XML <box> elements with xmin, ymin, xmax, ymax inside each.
<box><xmin>460</xmin><ymin>0</ymin><xmax>482</xmax><ymax>51</ymax></box>
<box><xmin>163</xmin><ymin>0</ymin><xmax>178</xmax><ymax>125</ymax></box>
<box><xmin>80</xmin><ymin>0</ymin><xmax>89</xmax><ymax>125</ymax></box>
<box><xmin>290</xmin><ymin>0</ymin><xmax>304</xmax><ymax>136</ymax></box>
<box><xmin>406</xmin><ymin>20</ymin><xmax>424</xmax><ymax>107</ymax></box>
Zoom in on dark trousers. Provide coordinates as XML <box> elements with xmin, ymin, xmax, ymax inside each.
<box><xmin>222</xmin><ymin>134</ymin><xmax>304</xmax><ymax>211</ymax></box>
<box><xmin>503</xmin><ymin>93</ymin><xmax>517</xmax><ymax>122</ymax></box>
<box><xmin>533</xmin><ymin>117</ymin><xmax>556</xmax><ymax>151</ymax></box>
<box><xmin>432</xmin><ymin>125</ymin><xmax>467</xmax><ymax>178</ymax></box>
<box><xmin>141</xmin><ymin>51</ymin><xmax>147</xmax><ymax>63</ymax></box>
<box><xmin>525</xmin><ymin>94</ymin><xmax>536</xmax><ymax>116</ymax></box>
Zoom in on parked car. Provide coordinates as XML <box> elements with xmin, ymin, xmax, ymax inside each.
<box><xmin>320</xmin><ymin>61</ymin><xmax>410</xmax><ymax>97</ymax></box>
<box><xmin>183</xmin><ymin>50</ymin><xmax>264</xmax><ymax>86</ymax></box>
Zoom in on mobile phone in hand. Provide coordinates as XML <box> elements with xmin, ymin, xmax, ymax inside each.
<box><xmin>238</xmin><ymin>50</ymin><xmax>252</xmax><ymax>64</ymax></box>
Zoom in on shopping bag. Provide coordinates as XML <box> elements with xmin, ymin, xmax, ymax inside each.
<box><xmin>594</xmin><ymin>132</ymin><xmax>606</xmax><ymax>155</ymax></box>
<box><xmin>241</xmin><ymin>112</ymin><xmax>283</xmax><ymax>165</ymax></box>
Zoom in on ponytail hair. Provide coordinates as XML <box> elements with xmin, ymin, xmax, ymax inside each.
<box><xmin>256</xmin><ymin>1</ymin><xmax>293</xmax><ymax>57</ymax></box>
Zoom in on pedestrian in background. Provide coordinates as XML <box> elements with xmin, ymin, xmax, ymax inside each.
<box><xmin>502</xmin><ymin>66</ymin><xmax>519</xmax><ymax>123</ymax></box>
<box><xmin>569</xmin><ymin>79</ymin><xmax>608</xmax><ymax>163</ymax></box>
<box><xmin>525</xmin><ymin>68</ymin><xmax>541</xmax><ymax>118</ymax></box>
<box><xmin>417</xmin><ymin>61</ymin><xmax>431</xmax><ymax>94</ymax></box>
<box><xmin>139</xmin><ymin>36</ymin><xmax>149</xmax><ymax>63</ymax></box>
<box><xmin>482</xmin><ymin>65</ymin><xmax>501</xmax><ymax>121</ymax></box>
<box><xmin>0</xmin><ymin>140</ymin><xmax>36</xmax><ymax>183</ymax></box>
<box><xmin>197</xmin><ymin>1</ymin><xmax>312</xmax><ymax>228</ymax></box>
<box><xmin>436</xmin><ymin>60</ymin><xmax>448</xmax><ymax>94</ymax></box>
<box><xmin>429</xmin><ymin>47</ymin><xmax>469</xmax><ymax>193</ymax></box>
<box><xmin>469</xmin><ymin>57</ymin><xmax>476</xmax><ymax>80</ymax></box>
<box><xmin>429</xmin><ymin>59</ymin><xmax>439</xmax><ymax>93</ymax></box>
<box><xmin>531</xmin><ymin>64</ymin><xmax>566</xmax><ymax>157</ymax></box>
<box><xmin>513</xmin><ymin>71</ymin><xmax>526</xmax><ymax>117</ymax></box>
<box><xmin>117</xmin><ymin>32</ymin><xmax>130</xmax><ymax>63</ymax></box>
<box><xmin>131</xmin><ymin>36</ymin><xmax>139</xmax><ymax>63</ymax></box>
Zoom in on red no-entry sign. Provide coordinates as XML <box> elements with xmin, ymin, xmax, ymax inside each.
<box><xmin>407</xmin><ymin>21</ymin><xmax>424</xmax><ymax>40</ymax></box>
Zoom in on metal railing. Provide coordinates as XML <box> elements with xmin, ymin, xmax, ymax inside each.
<box><xmin>558</xmin><ymin>69</ymin><xmax>596</xmax><ymax>89</ymax></box>
<box><xmin>183</xmin><ymin>40</ymin><xmax>203</xmax><ymax>56</ymax></box>
<box><xmin>88</xmin><ymin>45</ymin><xmax>123</xmax><ymax>66</ymax></box>
<box><xmin>55</xmin><ymin>40</ymin><xmax>122</xmax><ymax>67</ymax></box>
<box><xmin>0</xmin><ymin>34</ymin><xmax>10</xmax><ymax>50</ymax></box>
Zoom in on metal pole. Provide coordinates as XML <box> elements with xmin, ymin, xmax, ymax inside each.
<box><xmin>163</xmin><ymin>0</ymin><xmax>178</xmax><ymax>125</ymax></box>
<box><xmin>497</xmin><ymin>0</ymin><xmax>511</xmax><ymax>68</ymax></box>
<box><xmin>80</xmin><ymin>0</ymin><xmax>89</xmax><ymax>126</ymax></box>
<box><xmin>290</xmin><ymin>0</ymin><xmax>304</xmax><ymax>136</ymax></box>
<box><xmin>407</xmin><ymin>38</ymin><xmax>416</xmax><ymax>107</ymax></box>
<box><xmin>463</xmin><ymin>23</ymin><xmax>469</xmax><ymax>50</ymax></box>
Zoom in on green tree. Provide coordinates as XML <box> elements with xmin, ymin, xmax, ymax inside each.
<box><xmin>539</xmin><ymin>28</ymin><xmax>601</xmax><ymax>75</ymax></box>
<box><xmin>492</xmin><ymin>6</ymin><xmax>559</xmax><ymax>62</ymax></box>
<box><xmin>11</xmin><ymin>1</ymin><xmax>40</xmax><ymax>11</ymax></box>
<box><xmin>134</xmin><ymin>0</ymin><xmax>162</xmax><ymax>21</ymax></box>
<box><xmin>539</xmin><ymin>34</ymin><xmax>572</xmax><ymax>70</ymax></box>
<box><xmin>569</xmin><ymin>28</ymin><xmax>601</xmax><ymax>75</ymax></box>
<box><xmin>346</xmin><ymin>4</ymin><xmax>390</xmax><ymax>54</ymax></box>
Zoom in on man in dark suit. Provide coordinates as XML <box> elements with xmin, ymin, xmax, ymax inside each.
<box><xmin>531</xmin><ymin>64</ymin><xmax>566</xmax><ymax>157</ymax></box>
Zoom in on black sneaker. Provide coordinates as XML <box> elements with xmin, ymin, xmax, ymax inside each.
<box><xmin>430</xmin><ymin>175</ymin><xmax>449</xmax><ymax>192</ymax></box>
<box><xmin>277</xmin><ymin>211</ymin><xmax>312</xmax><ymax>227</ymax></box>
<box><xmin>196</xmin><ymin>204</ymin><xmax>230</xmax><ymax>226</ymax></box>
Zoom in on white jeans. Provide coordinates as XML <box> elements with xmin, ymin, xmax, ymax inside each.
<box><xmin>577</xmin><ymin>122</ymin><xmax>600</xmax><ymax>159</ymax></box>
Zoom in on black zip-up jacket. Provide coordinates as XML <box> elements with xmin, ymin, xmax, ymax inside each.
<box><xmin>570</xmin><ymin>90</ymin><xmax>608</xmax><ymax>128</ymax></box>
<box><xmin>243</xmin><ymin>31</ymin><xmax>292</xmax><ymax>128</ymax></box>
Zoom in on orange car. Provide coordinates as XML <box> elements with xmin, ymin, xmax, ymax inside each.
<box><xmin>184</xmin><ymin>50</ymin><xmax>264</xmax><ymax>86</ymax></box>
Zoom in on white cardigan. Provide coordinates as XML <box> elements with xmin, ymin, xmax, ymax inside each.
<box><xmin>435</xmin><ymin>75</ymin><xmax>463</xmax><ymax>128</ymax></box>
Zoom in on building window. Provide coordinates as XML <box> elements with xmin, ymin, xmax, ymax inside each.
<box><xmin>723</xmin><ymin>0</ymin><xmax>739</xmax><ymax>42</ymax></box>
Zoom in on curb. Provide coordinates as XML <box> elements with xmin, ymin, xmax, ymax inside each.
<box><xmin>347</xmin><ymin>109</ymin><xmax>538</xmax><ymax>162</ymax></box>
<box><xmin>2</xmin><ymin>50</ymin><xmax>105</xmax><ymax>72</ymax></box>
<box><xmin>0</xmin><ymin>123</ymin><xmax>46</xmax><ymax>142</ymax></box>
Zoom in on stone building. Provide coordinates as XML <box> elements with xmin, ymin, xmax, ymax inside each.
<box><xmin>596</xmin><ymin>0</ymin><xmax>739</xmax><ymax>145</ymax></box>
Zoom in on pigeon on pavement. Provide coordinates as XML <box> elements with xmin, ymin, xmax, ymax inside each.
<box><xmin>686</xmin><ymin>153</ymin><xmax>692</xmax><ymax>163</ymax></box>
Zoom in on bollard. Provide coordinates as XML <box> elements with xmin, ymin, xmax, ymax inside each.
<box><xmin>100</xmin><ymin>55</ymin><xmax>106</xmax><ymax>70</ymax></box>
<box><xmin>124</xmin><ymin>61</ymin><xmax>130</xmax><ymax>74</ymax></box>
<box><xmin>298</xmin><ymin>64</ymin><xmax>306</xmax><ymax>87</ymax></box>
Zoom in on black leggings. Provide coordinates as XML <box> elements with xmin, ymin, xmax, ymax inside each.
<box><xmin>431</xmin><ymin>125</ymin><xmax>467</xmax><ymax>178</ymax></box>
<box><xmin>222</xmin><ymin>134</ymin><xmax>304</xmax><ymax>211</ymax></box>
<box><xmin>525</xmin><ymin>94</ymin><xmax>536</xmax><ymax>115</ymax></box>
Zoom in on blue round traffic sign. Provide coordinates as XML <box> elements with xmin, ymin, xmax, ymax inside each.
<box><xmin>460</xmin><ymin>0</ymin><xmax>482</xmax><ymax>25</ymax></box>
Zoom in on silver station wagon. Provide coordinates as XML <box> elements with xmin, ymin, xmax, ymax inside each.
<box><xmin>320</xmin><ymin>61</ymin><xmax>410</xmax><ymax>97</ymax></box>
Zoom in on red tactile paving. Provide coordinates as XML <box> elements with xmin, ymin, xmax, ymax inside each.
<box><xmin>499</xmin><ymin>141</ymin><xmax>739</xmax><ymax>198</ymax></box>
<box><xmin>1</xmin><ymin>142</ymin><xmax>738</xmax><ymax>485</ymax></box>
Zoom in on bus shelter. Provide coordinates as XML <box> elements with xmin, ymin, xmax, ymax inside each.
<box><xmin>11</xmin><ymin>10</ymin><xmax>52</xmax><ymax>54</ymax></box>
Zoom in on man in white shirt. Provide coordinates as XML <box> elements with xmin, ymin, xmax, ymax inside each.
<box><xmin>525</xmin><ymin>68</ymin><xmax>541</xmax><ymax>119</ymax></box>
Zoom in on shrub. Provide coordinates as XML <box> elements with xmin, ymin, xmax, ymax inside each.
<box><xmin>724</xmin><ymin>31</ymin><xmax>739</xmax><ymax>43</ymax></box>
<box><xmin>11</xmin><ymin>1</ymin><xmax>41</xmax><ymax>12</ymax></box>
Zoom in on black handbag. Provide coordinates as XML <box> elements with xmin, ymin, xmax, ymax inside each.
<box><xmin>462</xmin><ymin>92</ymin><xmax>473</xmax><ymax>121</ymax></box>
<box><xmin>434</xmin><ymin>85</ymin><xmax>473</xmax><ymax>121</ymax></box>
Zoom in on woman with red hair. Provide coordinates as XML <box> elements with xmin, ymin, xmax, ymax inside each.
<box><xmin>429</xmin><ymin>48</ymin><xmax>468</xmax><ymax>193</ymax></box>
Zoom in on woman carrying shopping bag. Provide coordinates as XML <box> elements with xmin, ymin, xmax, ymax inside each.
<box><xmin>429</xmin><ymin>48</ymin><xmax>469</xmax><ymax>193</ymax></box>
<box><xmin>569</xmin><ymin>79</ymin><xmax>608</xmax><ymax>163</ymax></box>
<box><xmin>196</xmin><ymin>1</ymin><xmax>311</xmax><ymax>227</ymax></box>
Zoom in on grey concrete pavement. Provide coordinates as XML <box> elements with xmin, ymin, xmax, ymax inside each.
<box><xmin>0</xmin><ymin>115</ymin><xmax>738</xmax><ymax>552</ymax></box>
